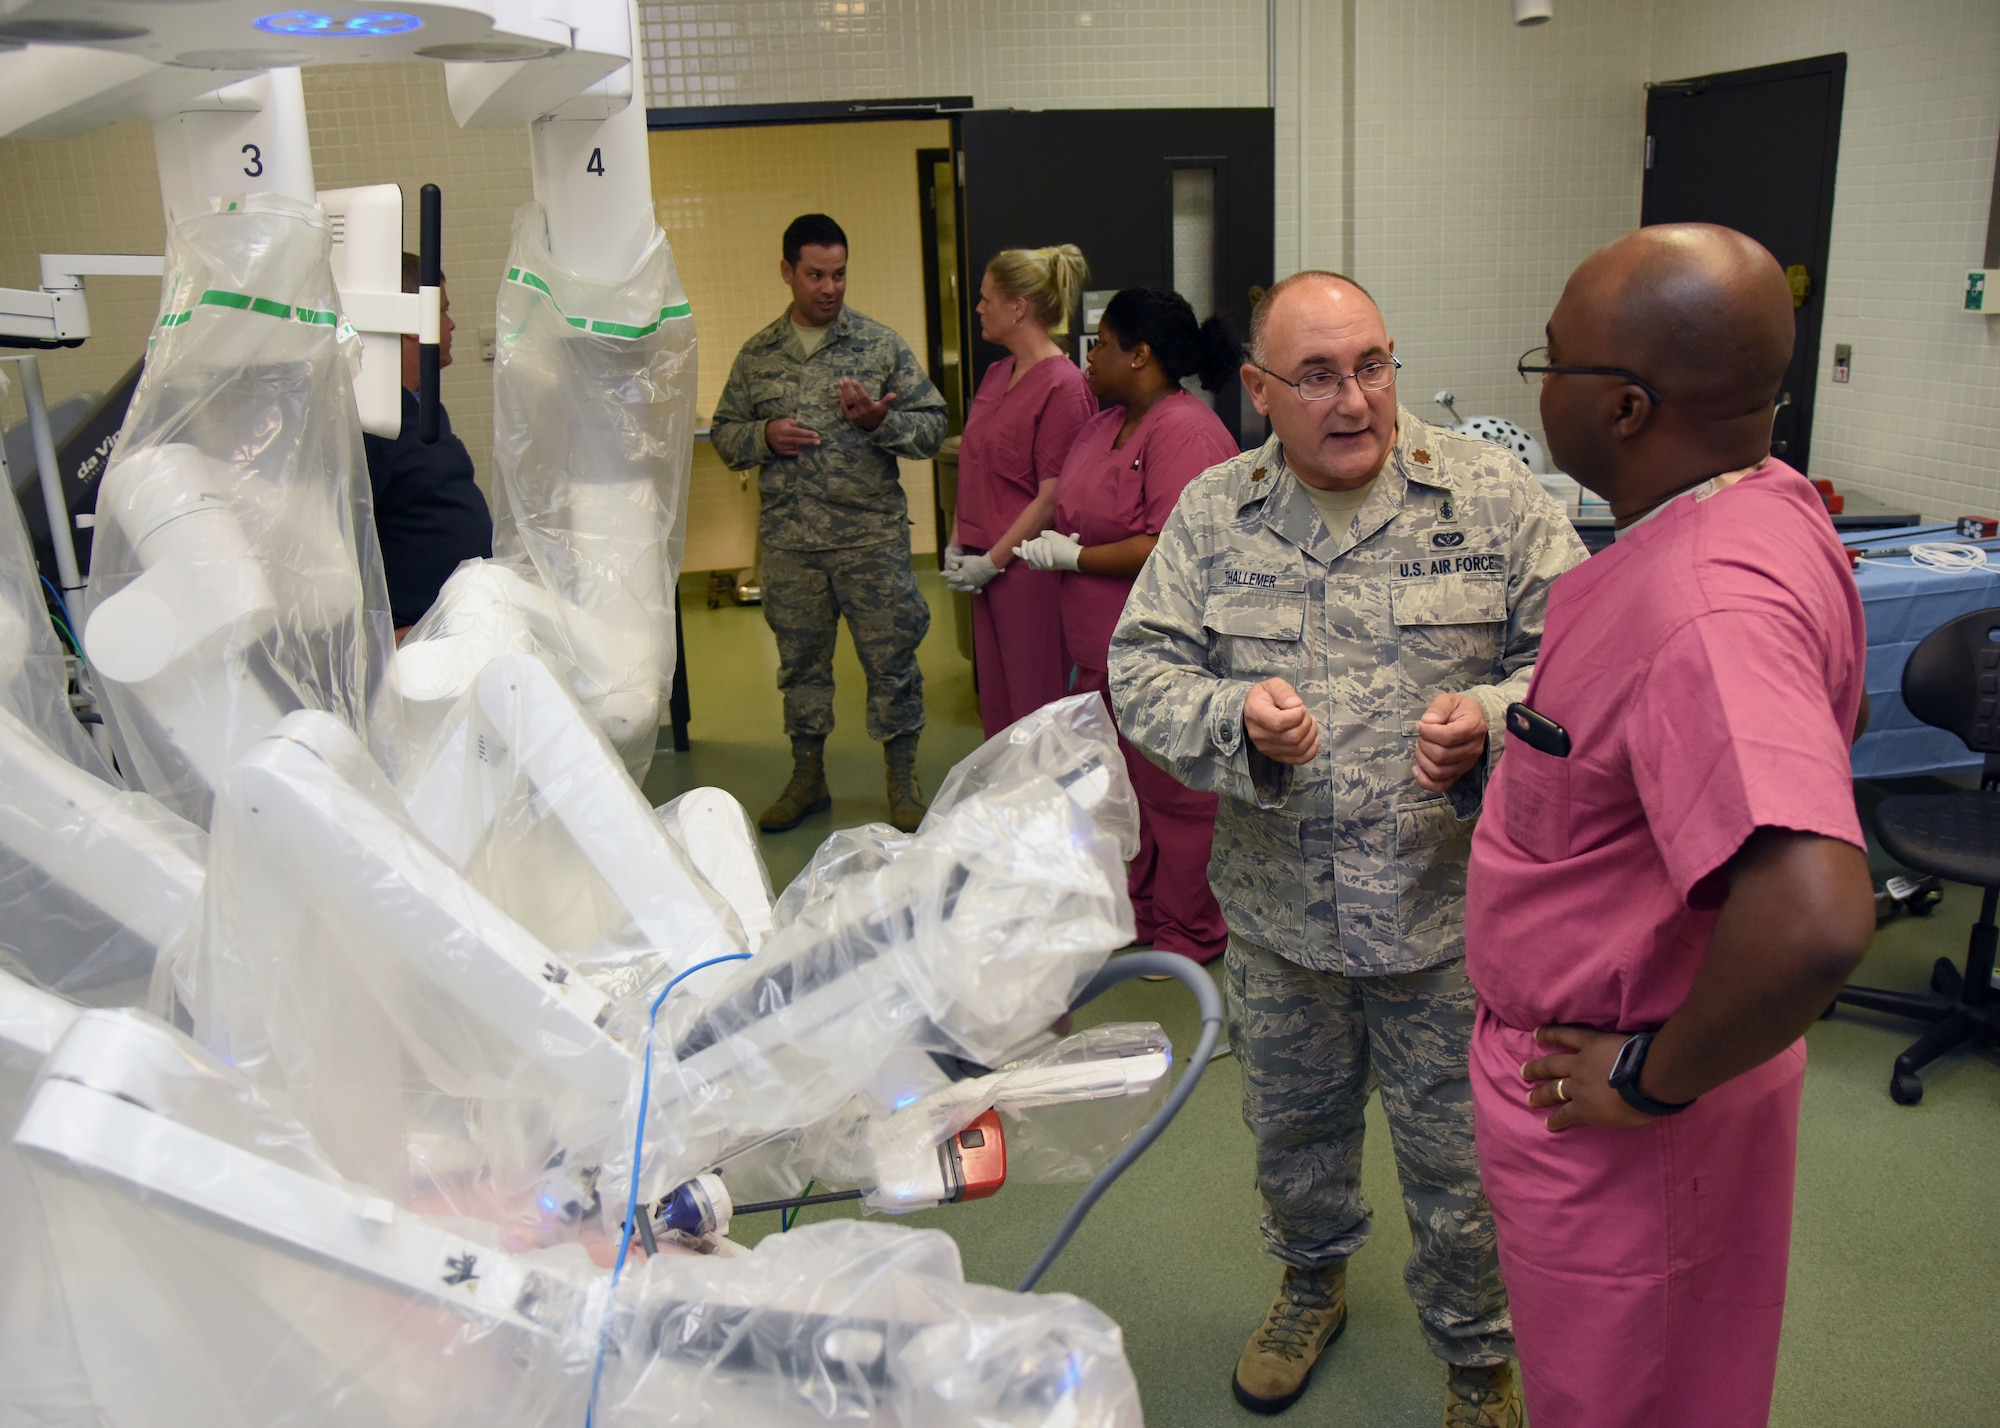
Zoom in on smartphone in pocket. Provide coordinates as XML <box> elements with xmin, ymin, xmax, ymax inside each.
<box><xmin>1505</xmin><ymin>702</ymin><xmax>1571</xmax><ymax>758</ymax></box>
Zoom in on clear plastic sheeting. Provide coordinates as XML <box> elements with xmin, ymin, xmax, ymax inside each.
<box><xmin>11</xmin><ymin>1006</ymin><xmax>1143</xmax><ymax>1427</ymax></box>
<box><xmin>81</xmin><ymin>193</ymin><xmax>397</xmax><ymax>826</ymax></box>
<box><xmin>796</xmin><ymin>1022</ymin><xmax>1175</xmax><ymax>1212</ymax></box>
<box><xmin>390</xmin><ymin>558</ymin><xmax>573</xmax><ymax>752</ymax></box>
<box><xmin>0</xmin><ymin>462</ymin><xmax>107</xmax><ymax>779</ymax></box>
<box><xmin>489</xmin><ymin>203</ymin><xmax>697</xmax><ymax>780</ymax></box>
<box><xmin>771</xmin><ymin>822</ymin><xmax>912</xmax><ymax>934</ymax></box>
<box><xmin>0</xmin><ymin>969</ymin><xmax>98</xmax><ymax>1428</ymax></box>
<box><xmin>656</xmin><ymin>787</ymin><xmax>775</xmax><ymax>953</ymax></box>
<box><xmin>629</xmin><ymin>703</ymin><xmax>1137</xmax><ymax>1200</ymax></box>
<box><xmin>14</xmin><ymin>1006</ymin><xmax>604</xmax><ymax>1428</ymax></box>
<box><xmin>398</xmin><ymin>650</ymin><xmax>748</xmax><ymax>997</ymax></box>
<box><xmin>0</xmin><ymin>706</ymin><xmax>206</xmax><ymax>1007</ymax></box>
<box><xmin>597</xmin><ymin>1220</ymin><xmax>1143</xmax><ymax>1427</ymax></box>
<box><xmin>187</xmin><ymin>709</ymin><xmax>636</xmax><ymax>1243</ymax></box>
<box><xmin>927</xmin><ymin>693</ymin><xmax>1141</xmax><ymax>860</ymax></box>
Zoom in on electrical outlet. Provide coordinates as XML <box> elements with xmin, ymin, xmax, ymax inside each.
<box><xmin>1832</xmin><ymin>343</ymin><xmax>1851</xmax><ymax>384</ymax></box>
<box><xmin>479</xmin><ymin>325</ymin><xmax>496</xmax><ymax>362</ymax></box>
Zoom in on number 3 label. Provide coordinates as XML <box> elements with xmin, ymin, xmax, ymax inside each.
<box><xmin>242</xmin><ymin>143</ymin><xmax>264</xmax><ymax>178</ymax></box>
<box><xmin>586</xmin><ymin>147</ymin><xmax>605</xmax><ymax>176</ymax></box>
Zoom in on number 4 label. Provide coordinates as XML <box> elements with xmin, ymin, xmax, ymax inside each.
<box><xmin>586</xmin><ymin>148</ymin><xmax>605</xmax><ymax>176</ymax></box>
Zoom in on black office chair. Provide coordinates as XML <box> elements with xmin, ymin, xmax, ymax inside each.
<box><xmin>1836</xmin><ymin>606</ymin><xmax>2000</xmax><ymax>1104</ymax></box>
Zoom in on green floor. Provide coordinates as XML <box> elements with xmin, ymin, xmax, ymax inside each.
<box><xmin>645</xmin><ymin>567</ymin><xmax>2000</xmax><ymax>1427</ymax></box>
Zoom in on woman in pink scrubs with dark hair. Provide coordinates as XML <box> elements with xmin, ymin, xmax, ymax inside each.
<box><xmin>943</xmin><ymin>245</ymin><xmax>1095</xmax><ymax>737</ymax></box>
<box><xmin>1018</xmin><ymin>288</ymin><xmax>1242</xmax><ymax>962</ymax></box>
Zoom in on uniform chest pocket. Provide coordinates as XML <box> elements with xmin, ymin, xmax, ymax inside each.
<box><xmin>1390</xmin><ymin>574</ymin><xmax>1506</xmax><ymax>671</ymax></box>
<box><xmin>1390</xmin><ymin>573</ymin><xmax>1506</xmax><ymax>626</ymax></box>
<box><xmin>1203</xmin><ymin>580</ymin><xmax>1307</xmax><ymax>679</ymax></box>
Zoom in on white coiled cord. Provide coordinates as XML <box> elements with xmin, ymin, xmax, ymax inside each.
<box><xmin>1908</xmin><ymin>543</ymin><xmax>1991</xmax><ymax>571</ymax></box>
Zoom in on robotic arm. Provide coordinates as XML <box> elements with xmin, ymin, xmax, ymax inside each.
<box><xmin>0</xmin><ymin>707</ymin><xmax>205</xmax><ymax>1002</ymax></box>
<box><xmin>13</xmin><ymin>1006</ymin><xmax>1144</xmax><ymax>1427</ymax></box>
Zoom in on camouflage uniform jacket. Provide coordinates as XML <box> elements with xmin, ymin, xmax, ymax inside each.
<box><xmin>710</xmin><ymin>306</ymin><xmax>947</xmax><ymax>552</ymax></box>
<box><xmin>1109</xmin><ymin>407</ymin><xmax>1586</xmax><ymax>976</ymax></box>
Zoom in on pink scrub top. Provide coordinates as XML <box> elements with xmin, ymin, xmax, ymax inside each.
<box><xmin>1466</xmin><ymin>461</ymin><xmax>1866</xmax><ymax>1034</ymax></box>
<box><xmin>1053</xmin><ymin>391</ymin><xmax>1239</xmax><ymax>670</ymax></box>
<box><xmin>954</xmin><ymin>355</ymin><xmax>1095</xmax><ymax>550</ymax></box>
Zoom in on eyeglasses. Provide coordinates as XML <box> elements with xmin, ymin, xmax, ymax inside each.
<box><xmin>1251</xmin><ymin>354</ymin><xmax>1401</xmax><ymax>401</ymax></box>
<box><xmin>1517</xmin><ymin>346</ymin><xmax>1664</xmax><ymax>405</ymax></box>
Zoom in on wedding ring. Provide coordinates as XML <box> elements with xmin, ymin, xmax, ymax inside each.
<box><xmin>1555</xmin><ymin>1077</ymin><xmax>1572</xmax><ymax>1103</ymax></box>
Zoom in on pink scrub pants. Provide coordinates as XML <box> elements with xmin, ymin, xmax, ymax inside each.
<box><xmin>1075</xmin><ymin>666</ymin><xmax>1227</xmax><ymax>962</ymax></box>
<box><xmin>1470</xmin><ymin>1008</ymin><xmax>1803</xmax><ymax>1428</ymax></box>
<box><xmin>971</xmin><ymin>561</ymin><xmax>1068</xmax><ymax>738</ymax></box>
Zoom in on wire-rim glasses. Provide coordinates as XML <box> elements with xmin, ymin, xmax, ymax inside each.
<box><xmin>1518</xmin><ymin>346</ymin><xmax>1664</xmax><ymax>405</ymax></box>
<box><xmin>1251</xmin><ymin>353</ymin><xmax>1401</xmax><ymax>401</ymax></box>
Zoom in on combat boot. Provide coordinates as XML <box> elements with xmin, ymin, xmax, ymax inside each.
<box><xmin>1231</xmin><ymin>1263</ymin><xmax>1347</xmax><ymax>1414</ymax></box>
<box><xmin>758</xmin><ymin>737</ymin><xmax>830</xmax><ymax>832</ymax></box>
<box><xmin>884</xmin><ymin>732</ymin><xmax>927</xmax><ymax>833</ymax></box>
<box><xmin>1444</xmin><ymin>1360</ymin><xmax>1522</xmax><ymax>1428</ymax></box>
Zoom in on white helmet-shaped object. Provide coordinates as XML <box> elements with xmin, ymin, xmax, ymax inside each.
<box><xmin>1453</xmin><ymin>415</ymin><xmax>1546</xmax><ymax>474</ymax></box>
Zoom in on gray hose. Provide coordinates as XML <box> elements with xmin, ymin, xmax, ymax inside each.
<box><xmin>1015</xmin><ymin>950</ymin><xmax>1225</xmax><ymax>1292</ymax></box>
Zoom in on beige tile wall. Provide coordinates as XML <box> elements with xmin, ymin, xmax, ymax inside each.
<box><xmin>652</xmin><ymin>117</ymin><xmax>951</xmax><ymax>567</ymax></box>
<box><xmin>636</xmin><ymin>0</ymin><xmax>1268</xmax><ymax>111</ymax></box>
<box><xmin>1651</xmin><ymin>0</ymin><xmax>2000</xmax><ymax>518</ymax></box>
<box><xmin>1349</xmin><ymin>0</ymin><xmax>1652</xmax><ymax>452</ymax></box>
<box><xmin>631</xmin><ymin>0</ymin><xmax>1655</xmax><ymax>471</ymax></box>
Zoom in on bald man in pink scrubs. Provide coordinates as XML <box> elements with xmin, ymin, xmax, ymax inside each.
<box><xmin>1021</xmin><ymin>287</ymin><xmax>1242</xmax><ymax>962</ymax></box>
<box><xmin>1465</xmin><ymin>225</ymin><xmax>1876</xmax><ymax>1428</ymax></box>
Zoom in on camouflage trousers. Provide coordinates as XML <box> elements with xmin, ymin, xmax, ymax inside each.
<box><xmin>762</xmin><ymin>537</ymin><xmax>930</xmax><ymax>743</ymax></box>
<box><xmin>1225</xmin><ymin>935</ymin><xmax>1512</xmax><ymax>1365</ymax></box>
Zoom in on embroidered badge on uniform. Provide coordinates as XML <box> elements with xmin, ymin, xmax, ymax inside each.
<box><xmin>1250</xmin><ymin>466</ymin><xmax>1267</xmax><ymax>482</ymax></box>
<box><xmin>1438</xmin><ymin>496</ymin><xmax>1457</xmax><ymax>522</ymax></box>
<box><xmin>1412</xmin><ymin>449</ymin><xmax>1431</xmax><ymax>465</ymax></box>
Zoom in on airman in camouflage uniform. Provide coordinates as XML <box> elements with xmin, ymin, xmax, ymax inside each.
<box><xmin>1109</xmin><ymin>271</ymin><xmax>1586</xmax><ymax>1423</ymax></box>
<box><xmin>711</xmin><ymin>215</ymin><xmax>946</xmax><ymax>834</ymax></box>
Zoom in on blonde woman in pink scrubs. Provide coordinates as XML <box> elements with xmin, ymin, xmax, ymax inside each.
<box><xmin>1019</xmin><ymin>289</ymin><xmax>1242</xmax><ymax>962</ymax></box>
<box><xmin>943</xmin><ymin>245</ymin><xmax>1095</xmax><ymax>737</ymax></box>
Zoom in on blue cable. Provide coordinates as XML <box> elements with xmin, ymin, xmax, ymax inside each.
<box><xmin>39</xmin><ymin>574</ymin><xmax>83</xmax><ymax>661</ymax></box>
<box><xmin>584</xmin><ymin>950</ymin><xmax>752</xmax><ymax>1428</ymax></box>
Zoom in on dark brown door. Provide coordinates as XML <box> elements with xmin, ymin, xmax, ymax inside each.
<box><xmin>958</xmin><ymin>107</ymin><xmax>1275</xmax><ymax>446</ymax></box>
<box><xmin>1643</xmin><ymin>55</ymin><xmax>1845</xmax><ymax>473</ymax></box>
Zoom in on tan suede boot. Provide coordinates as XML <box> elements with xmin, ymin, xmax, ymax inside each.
<box><xmin>884</xmin><ymin>733</ymin><xmax>927</xmax><ymax>833</ymax></box>
<box><xmin>1444</xmin><ymin>1360</ymin><xmax>1522</xmax><ymax>1428</ymax></box>
<box><xmin>758</xmin><ymin>737</ymin><xmax>830</xmax><ymax>832</ymax></box>
<box><xmin>1231</xmin><ymin>1263</ymin><xmax>1347</xmax><ymax>1414</ymax></box>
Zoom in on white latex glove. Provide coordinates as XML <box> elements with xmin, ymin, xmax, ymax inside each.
<box><xmin>943</xmin><ymin>552</ymin><xmax>999</xmax><ymax>593</ymax></box>
<box><xmin>942</xmin><ymin>544</ymin><xmax>966</xmax><ymax>578</ymax></box>
<box><xmin>1017</xmin><ymin>530</ymin><xmax>1083</xmax><ymax>572</ymax></box>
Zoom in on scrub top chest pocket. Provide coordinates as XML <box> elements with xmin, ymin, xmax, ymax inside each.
<box><xmin>1202</xmin><ymin>573</ymin><xmax>1308</xmax><ymax>680</ymax></box>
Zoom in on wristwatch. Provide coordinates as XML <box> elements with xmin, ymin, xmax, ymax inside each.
<box><xmin>1607</xmin><ymin>1032</ymin><xmax>1697</xmax><ymax>1117</ymax></box>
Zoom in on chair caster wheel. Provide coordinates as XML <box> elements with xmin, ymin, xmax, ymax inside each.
<box><xmin>1890</xmin><ymin>1070</ymin><xmax>1924</xmax><ymax>1105</ymax></box>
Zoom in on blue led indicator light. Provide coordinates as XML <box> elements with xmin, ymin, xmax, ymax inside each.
<box><xmin>254</xmin><ymin>11</ymin><xmax>424</xmax><ymax>37</ymax></box>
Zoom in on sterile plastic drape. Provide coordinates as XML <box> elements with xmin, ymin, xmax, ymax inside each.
<box><xmin>488</xmin><ymin>203</ymin><xmax>696</xmax><ymax>781</ymax></box>
<box><xmin>82</xmin><ymin>192</ymin><xmax>397</xmax><ymax>827</ymax></box>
